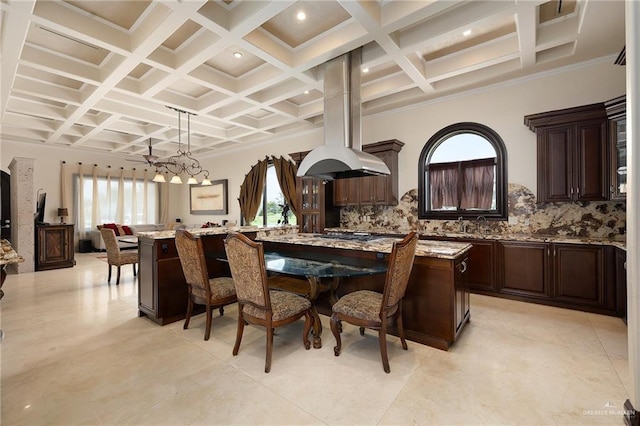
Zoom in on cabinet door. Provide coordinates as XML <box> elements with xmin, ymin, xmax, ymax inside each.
<box><xmin>610</xmin><ymin>117</ymin><xmax>627</xmax><ymax>200</ymax></box>
<box><xmin>553</xmin><ymin>244</ymin><xmax>605</xmax><ymax>308</ymax></box>
<box><xmin>615</xmin><ymin>248</ymin><xmax>626</xmax><ymax>319</ymax></box>
<box><xmin>538</xmin><ymin>125</ymin><xmax>573</xmax><ymax>202</ymax></box>
<box><xmin>454</xmin><ymin>256</ymin><xmax>469</xmax><ymax>335</ymax></box>
<box><xmin>499</xmin><ymin>241</ymin><xmax>551</xmax><ymax>298</ymax></box>
<box><xmin>575</xmin><ymin>120</ymin><xmax>608</xmax><ymax>201</ymax></box>
<box><xmin>464</xmin><ymin>239</ymin><xmax>496</xmax><ymax>292</ymax></box>
<box><xmin>333</xmin><ymin>178</ymin><xmax>359</xmax><ymax>206</ymax></box>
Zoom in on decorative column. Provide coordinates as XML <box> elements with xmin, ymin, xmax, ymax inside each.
<box><xmin>625</xmin><ymin>1</ymin><xmax>639</xmax><ymax>425</ymax></box>
<box><xmin>8</xmin><ymin>157</ymin><xmax>34</xmax><ymax>273</ymax></box>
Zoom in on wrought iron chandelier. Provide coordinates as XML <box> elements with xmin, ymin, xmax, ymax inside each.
<box><xmin>152</xmin><ymin>106</ymin><xmax>212</xmax><ymax>185</ymax></box>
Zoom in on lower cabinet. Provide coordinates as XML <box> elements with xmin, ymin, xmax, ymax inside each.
<box><xmin>497</xmin><ymin>241</ymin><xmax>620</xmax><ymax>315</ymax></box>
<box><xmin>35</xmin><ymin>224</ymin><xmax>75</xmax><ymax>271</ymax></box>
<box><xmin>498</xmin><ymin>241</ymin><xmax>551</xmax><ymax>299</ymax></box>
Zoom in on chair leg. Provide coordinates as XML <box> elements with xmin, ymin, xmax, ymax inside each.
<box><xmin>133</xmin><ymin>263</ymin><xmax>137</xmax><ymax>277</ymax></box>
<box><xmin>379</xmin><ymin>328</ymin><xmax>390</xmax><ymax>373</ymax></box>
<box><xmin>359</xmin><ymin>327</ymin><xmax>365</xmax><ymax>336</ymax></box>
<box><xmin>232</xmin><ymin>309</ymin><xmax>245</xmax><ymax>356</ymax></box>
<box><xmin>183</xmin><ymin>298</ymin><xmax>193</xmax><ymax>330</ymax></box>
<box><xmin>397</xmin><ymin>311</ymin><xmax>408</xmax><ymax>350</ymax></box>
<box><xmin>116</xmin><ymin>266</ymin><xmax>121</xmax><ymax>285</ymax></box>
<box><xmin>219</xmin><ymin>306</ymin><xmax>224</xmax><ymax>316</ymax></box>
<box><xmin>265</xmin><ymin>325</ymin><xmax>274</xmax><ymax>373</ymax></box>
<box><xmin>330</xmin><ymin>313</ymin><xmax>342</xmax><ymax>356</ymax></box>
<box><xmin>204</xmin><ymin>304</ymin><xmax>213</xmax><ymax>341</ymax></box>
<box><xmin>302</xmin><ymin>310</ymin><xmax>312</xmax><ymax>350</ymax></box>
<box><xmin>107</xmin><ymin>265</ymin><xmax>112</xmax><ymax>282</ymax></box>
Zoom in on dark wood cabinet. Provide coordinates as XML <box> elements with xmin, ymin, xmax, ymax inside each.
<box><xmin>498</xmin><ymin>241</ymin><xmax>551</xmax><ymax>299</ymax></box>
<box><xmin>525</xmin><ymin>103</ymin><xmax>608</xmax><ymax>202</ymax></box>
<box><xmin>333</xmin><ymin>139</ymin><xmax>404</xmax><ymax>206</ymax></box>
<box><xmin>615</xmin><ymin>247</ymin><xmax>627</xmax><ymax>320</ymax></box>
<box><xmin>35</xmin><ymin>224</ymin><xmax>75</xmax><ymax>271</ymax></box>
<box><xmin>290</xmin><ymin>151</ymin><xmax>340</xmax><ymax>233</ymax></box>
<box><xmin>454</xmin><ymin>256</ymin><xmax>470</xmax><ymax>337</ymax></box>
<box><xmin>605</xmin><ymin>95</ymin><xmax>626</xmax><ymax>200</ymax></box>
<box><xmin>552</xmin><ymin>244</ymin><xmax>608</xmax><ymax>309</ymax></box>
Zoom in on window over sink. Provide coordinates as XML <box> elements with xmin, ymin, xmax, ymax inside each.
<box><xmin>418</xmin><ymin>122</ymin><xmax>508</xmax><ymax>221</ymax></box>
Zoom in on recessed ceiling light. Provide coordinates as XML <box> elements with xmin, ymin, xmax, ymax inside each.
<box><xmin>463</xmin><ymin>29</ymin><xmax>472</xmax><ymax>37</ymax></box>
<box><xmin>297</xmin><ymin>11</ymin><xmax>306</xmax><ymax>21</ymax></box>
<box><xmin>233</xmin><ymin>51</ymin><xmax>243</xmax><ymax>58</ymax></box>
<box><xmin>362</xmin><ymin>67</ymin><xmax>369</xmax><ymax>73</ymax></box>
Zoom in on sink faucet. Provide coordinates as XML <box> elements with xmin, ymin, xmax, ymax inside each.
<box><xmin>476</xmin><ymin>216</ymin><xmax>488</xmax><ymax>233</ymax></box>
<box><xmin>457</xmin><ymin>216</ymin><xmax>466</xmax><ymax>233</ymax></box>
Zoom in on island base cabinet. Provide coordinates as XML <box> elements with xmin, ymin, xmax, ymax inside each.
<box><xmin>402</xmin><ymin>256</ymin><xmax>470</xmax><ymax>351</ymax></box>
<box><xmin>138</xmin><ymin>237</ymin><xmax>196</xmax><ymax>325</ymax></box>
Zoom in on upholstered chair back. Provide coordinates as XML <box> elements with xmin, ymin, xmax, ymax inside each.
<box><xmin>381</xmin><ymin>232</ymin><xmax>418</xmax><ymax>315</ymax></box>
<box><xmin>175</xmin><ymin>230</ymin><xmax>210</xmax><ymax>300</ymax></box>
<box><xmin>224</xmin><ymin>232</ymin><xmax>270</xmax><ymax>312</ymax></box>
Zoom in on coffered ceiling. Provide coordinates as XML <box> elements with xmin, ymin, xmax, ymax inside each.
<box><xmin>0</xmin><ymin>0</ymin><xmax>625</xmax><ymax>162</ymax></box>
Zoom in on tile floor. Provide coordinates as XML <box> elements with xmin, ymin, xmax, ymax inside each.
<box><xmin>0</xmin><ymin>253</ymin><xmax>630</xmax><ymax>425</ymax></box>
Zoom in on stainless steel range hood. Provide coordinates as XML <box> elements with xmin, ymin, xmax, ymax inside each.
<box><xmin>297</xmin><ymin>49</ymin><xmax>390</xmax><ymax>180</ymax></box>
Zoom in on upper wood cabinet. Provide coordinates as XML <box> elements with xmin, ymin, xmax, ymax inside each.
<box><xmin>524</xmin><ymin>103</ymin><xmax>608</xmax><ymax>203</ymax></box>
<box><xmin>289</xmin><ymin>151</ymin><xmax>340</xmax><ymax>233</ymax></box>
<box><xmin>605</xmin><ymin>95</ymin><xmax>626</xmax><ymax>200</ymax></box>
<box><xmin>333</xmin><ymin>139</ymin><xmax>404</xmax><ymax>206</ymax></box>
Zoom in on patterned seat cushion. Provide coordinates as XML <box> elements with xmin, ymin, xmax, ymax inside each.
<box><xmin>244</xmin><ymin>290</ymin><xmax>310</xmax><ymax>321</ymax></box>
<box><xmin>190</xmin><ymin>277</ymin><xmax>236</xmax><ymax>301</ymax></box>
<box><xmin>332</xmin><ymin>290</ymin><xmax>383</xmax><ymax>322</ymax></box>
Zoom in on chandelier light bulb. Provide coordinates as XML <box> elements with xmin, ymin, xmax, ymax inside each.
<box><xmin>187</xmin><ymin>176</ymin><xmax>198</xmax><ymax>185</ymax></box>
<box><xmin>201</xmin><ymin>177</ymin><xmax>212</xmax><ymax>186</ymax></box>
<box><xmin>170</xmin><ymin>174</ymin><xmax>183</xmax><ymax>184</ymax></box>
<box><xmin>152</xmin><ymin>172</ymin><xmax>166</xmax><ymax>183</ymax></box>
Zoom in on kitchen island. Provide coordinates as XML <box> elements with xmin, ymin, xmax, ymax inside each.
<box><xmin>136</xmin><ymin>227</ymin><xmax>471</xmax><ymax>350</ymax></box>
<box><xmin>258</xmin><ymin>233</ymin><xmax>472</xmax><ymax>350</ymax></box>
<box><xmin>136</xmin><ymin>225</ymin><xmax>297</xmax><ymax>325</ymax></box>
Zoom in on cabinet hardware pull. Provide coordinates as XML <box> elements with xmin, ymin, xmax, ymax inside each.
<box><xmin>459</xmin><ymin>261</ymin><xmax>467</xmax><ymax>273</ymax></box>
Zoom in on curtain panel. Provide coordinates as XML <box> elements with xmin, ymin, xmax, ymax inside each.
<box><xmin>272</xmin><ymin>156</ymin><xmax>299</xmax><ymax>217</ymax></box>
<box><xmin>239</xmin><ymin>159</ymin><xmax>268</xmax><ymax>223</ymax></box>
<box><xmin>429</xmin><ymin>163</ymin><xmax>459</xmax><ymax>209</ymax></box>
<box><xmin>460</xmin><ymin>158</ymin><xmax>496</xmax><ymax>210</ymax></box>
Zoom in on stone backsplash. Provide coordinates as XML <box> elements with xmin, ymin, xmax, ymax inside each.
<box><xmin>339</xmin><ymin>184</ymin><xmax>626</xmax><ymax>238</ymax></box>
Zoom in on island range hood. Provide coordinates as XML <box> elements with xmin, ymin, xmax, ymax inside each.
<box><xmin>297</xmin><ymin>48</ymin><xmax>390</xmax><ymax>180</ymax></box>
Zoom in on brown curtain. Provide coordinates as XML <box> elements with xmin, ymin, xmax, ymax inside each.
<box><xmin>460</xmin><ymin>158</ymin><xmax>495</xmax><ymax>209</ymax></box>
<box><xmin>429</xmin><ymin>162</ymin><xmax>458</xmax><ymax>209</ymax></box>
<box><xmin>239</xmin><ymin>159</ymin><xmax>268</xmax><ymax>223</ymax></box>
<box><xmin>272</xmin><ymin>156</ymin><xmax>299</xmax><ymax>216</ymax></box>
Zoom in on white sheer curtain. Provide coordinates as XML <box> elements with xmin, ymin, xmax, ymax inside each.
<box><xmin>91</xmin><ymin>165</ymin><xmax>101</xmax><ymax>230</ymax></box>
<box><xmin>116</xmin><ymin>168</ymin><xmax>125</xmax><ymax>224</ymax></box>
<box><xmin>72</xmin><ymin>164</ymin><xmax>159</xmax><ymax>235</ymax></box>
<box><xmin>77</xmin><ymin>163</ymin><xmax>86</xmax><ymax>239</ymax></box>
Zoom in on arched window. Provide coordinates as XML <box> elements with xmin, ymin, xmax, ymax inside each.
<box><xmin>418</xmin><ymin>122</ymin><xmax>508</xmax><ymax>220</ymax></box>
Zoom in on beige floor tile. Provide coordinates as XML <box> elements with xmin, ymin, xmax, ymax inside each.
<box><xmin>0</xmin><ymin>253</ymin><xmax>630</xmax><ymax>425</ymax></box>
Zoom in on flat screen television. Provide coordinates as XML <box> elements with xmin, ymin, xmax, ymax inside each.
<box><xmin>34</xmin><ymin>192</ymin><xmax>46</xmax><ymax>224</ymax></box>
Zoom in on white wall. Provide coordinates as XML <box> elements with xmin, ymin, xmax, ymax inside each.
<box><xmin>2</xmin><ymin>58</ymin><xmax>625</xmax><ymax>227</ymax></box>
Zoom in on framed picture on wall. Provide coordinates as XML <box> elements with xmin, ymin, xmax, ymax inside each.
<box><xmin>190</xmin><ymin>179</ymin><xmax>228</xmax><ymax>214</ymax></box>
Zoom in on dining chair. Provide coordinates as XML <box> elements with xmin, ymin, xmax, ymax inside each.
<box><xmin>330</xmin><ymin>232</ymin><xmax>419</xmax><ymax>373</ymax></box>
<box><xmin>100</xmin><ymin>228</ymin><xmax>138</xmax><ymax>286</ymax></box>
<box><xmin>224</xmin><ymin>232</ymin><xmax>315</xmax><ymax>373</ymax></box>
<box><xmin>175</xmin><ymin>229</ymin><xmax>237</xmax><ymax>341</ymax></box>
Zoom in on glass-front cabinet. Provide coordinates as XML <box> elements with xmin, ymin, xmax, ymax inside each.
<box><xmin>289</xmin><ymin>151</ymin><xmax>340</xmax><ymax>234</ymax></box>
<box><xmin>605</xmin><ymin>95</ymin><xmax>626</xmax><ymax>200</ymax></box>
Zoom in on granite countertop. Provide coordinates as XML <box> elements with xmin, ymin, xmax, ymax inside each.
<box><xmin>257</xmin><ymin>233</ymin><xmax>472</xmax><ymax>259</ymax></box>
<box><xmin>325</xmin><ymin>228</ymin><xmax>627</xmax><ymax>250</ymax></box>
<box><xmin>1</xmin><ymin>239</ymin><xmax>24</xmax><ymax>266</ymax></box>
<box><xmin>136</xmin><ymin>224</ymin><xmax>297</xmax><ymax>240</ymax></box>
